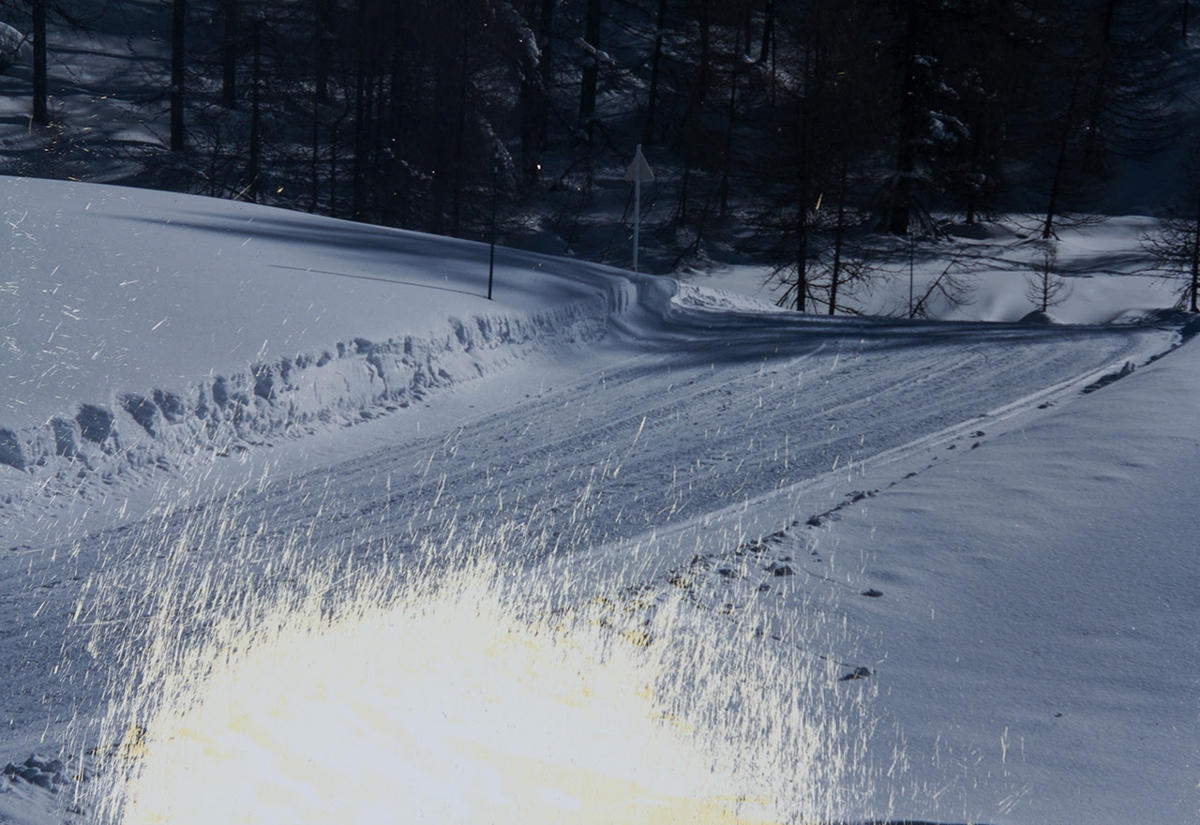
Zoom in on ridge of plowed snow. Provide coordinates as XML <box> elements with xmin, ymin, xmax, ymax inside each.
<box><xmin>0</xmin><ymin>299</ymin><xmax>612</xmax><ymax>524</ymax></box>
<box><xmin>0</xmin><ymin>178</ymin><xmax>664</xmax><ymax>537</ymax></box>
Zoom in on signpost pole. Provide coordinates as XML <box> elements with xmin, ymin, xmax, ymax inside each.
<box><xmin>624</xmin><ymin>144</ymin><xmax>654</xmax><ymax>273</ymax></box>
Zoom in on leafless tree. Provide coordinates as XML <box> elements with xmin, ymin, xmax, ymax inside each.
<box><xmin>1142</xmin><ymin>209</ymin><xmax>1200</xmax><ymax>313</ymax></box>
<box><xmin>1024</xmin><ymin>240</ymin><xmax>1071</xmax><ymax>312</ymax></box>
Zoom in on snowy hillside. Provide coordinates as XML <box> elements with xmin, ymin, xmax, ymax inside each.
<box><xmin>0</xmin><ymin>179</ymin><xmax>1196</xmax><ymax>824</ymax></box>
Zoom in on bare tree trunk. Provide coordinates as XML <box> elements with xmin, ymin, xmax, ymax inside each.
<box><xmin>670</xmin><ymin>0</ymin><xmax>711</xmax><ymax>166</ymax></box>
<box><xmin>1191</xmin><ymin>197</ymin><xmax>1200</xmax><ymax>311</ymax></box>
<box><xmin>518</xmin><ymin>0</ymin><xmax>552</xmax><ymax>186</ymax></box>
<box><xmin>794</xmin><ymin>235</ymin><xmax>808</xmax><ymax>311</ymax></box>
<box><xmin>1043</xmin><ymin>82</ymin><xmax>1079</xmax><ymax>239</ymax></box>
<box><xmin>315</xmin><ymin>0</ymin><xmax>336</xmax><ymax>104</ymax></box>
<box><xmin>431</xmin><ymin>66</ymin><xmax>450</xmax><ymax>235</ymax></box>
<box><xmin>329</xmin><ymin>115</ymin><xmax>341</xmax><ymax>218</ymax></box>
<box><xmin>793</xmin><ymin>47</ymin><xmax>816</xmax><ymax>313</ymax></box>
<box><xmin>518</xmin><ymin>77</ymin><xmax>541</xmax><ymax>186</ymax></box>
<box><xmin>310</xmin><ymin>81</ymin><xmax>320</xmax><ymax>213</ymax></box>
<box><xmin>32</xmin><ymin>0</ymin><xmax>48</xmax><ymax>125</ymax></box>
<box><xmin>642</xmin><ymin>0</ymin><xmax>668</xmax><ymax>144</ymax></box>
<box><xmin>578</xmin><ymin>0</ymin><xmax>602</xmax><ymax>139</ymax></box>
<box><xmin>965</xmin><ymin>111</ymin><xmax>984</xmax><ymax>224</ymax></box>
<box><xmin>171</xmin><ymin>0</ymin><xmax>186</xmax><ymax>151</ymax></box>
<box><xmin>351</xmin><ymin>0</ymin><xmax>372</xmax><ymax>220</ymax></box>
<box><xmin>450</xmin><ymin>15</ymin><xmax>471</xmax><ymax>237</ymax></box>
<box><xmin>759</xmin><ymin>0</ymin><xmax>774</xmax><ymax>63</ymax></box>
<box><xmin>696</xmin><ymin>0</ymin><xmax>711</xmax><ymax>105</ymax></box>
<box><xmin>377</xmin><ymin>60</ymin><xmax>397</xmax><ymax>227</ymax></box>
<box><xmin>719</xmin><ymin>26</ymin><xmax>739</xmax><ymax>216</ymax></box>
<box><xmin>677</xmin><ymin>163</ymin><xmax>690</xmax><ymax>226</ymax></box>
<box><xmin>889</xmin><ymin>0</ymin><xmax>918</xmax><ymax>235</ymax></box>
<box><xmin>247</xmin><ymin>15</ymin><xmax>262</xmax><ymax>202</ymax></box>
<box><xmin>537</xmin><ymin>0</ymin><xmax>555</xmax><ymax>142</ymax></box>
<box><xmin>222</xmin><ymin>0</ymin><xmax>238</xmax><ymax>108</ymax></box>
<box><xmin>828</xmin><ymin>159</ymin><xmax>849</xmax><ymax>315</ymax></box>
<box><xmin>741</xmin><ymin>0</ymin><xmax>753</xmax><ymax>57</ymax></box>
<box><xmin>1081</xmin><ymin>0</ymin><xmax>1117</xmax><ymax>176</ymax></box>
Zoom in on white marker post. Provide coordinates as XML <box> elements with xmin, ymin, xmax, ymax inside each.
<box><xmin>624</xmin><ymin>144</ymin><xmax>654</xmax><ymax>272</ymax></box>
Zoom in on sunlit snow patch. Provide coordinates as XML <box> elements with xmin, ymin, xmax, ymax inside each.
<box><xmin>81</xmin><ymin>545</ymin><xmax>875</xmax><ymax>825</ymax></box>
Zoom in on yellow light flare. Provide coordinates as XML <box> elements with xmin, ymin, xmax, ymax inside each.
<box><xmin>107</xmin><ymin>571</ymin><xmax>792</xmax><ymax>825</ymax></box>
<box><xmin>78</xmin><ymin>521</ymin><xmax>880</xmax><ymax>825</ymax></box>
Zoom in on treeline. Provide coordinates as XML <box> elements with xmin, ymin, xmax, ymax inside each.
<box><xmin>6</xmin><ymin>0</ymin><xmax>1200</xmax><ymax>310</ymax></box>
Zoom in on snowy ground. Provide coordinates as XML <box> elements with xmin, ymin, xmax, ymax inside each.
<box><xmin>0</xmin><ymin>178</ymin><xmax>1197</xmax><ymax>824</ymax></box>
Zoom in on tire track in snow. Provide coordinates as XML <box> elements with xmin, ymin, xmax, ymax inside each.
<box><xmin>0</xmin><ymin>309</ymin><xmax>1180</xmax><ymax>758</ymax></box>
<box><xmin>53</xmin><ymin>315</ymin><xmax>1176</xmax><ymax>574</ymax></box>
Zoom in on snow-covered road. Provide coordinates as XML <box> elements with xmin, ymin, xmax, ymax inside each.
<box><xmin>192</xmin><ymin>302</ymin><xmax>1176</xmax><ymax>570</ymax></box>
<box><xmin>2</xmin><ymin>181</ymin><xmax>1195</xmax><ymax>825</ymax></box>
<box><xmin>3</xmin><ymin>283</ymin><xmax>1176</xmax><ymax>759</ymax></box>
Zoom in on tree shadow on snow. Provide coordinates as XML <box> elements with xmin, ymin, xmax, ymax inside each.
<box><xmin>102</xmin><ymin>205</ymin><xmax>1177</xmax><ymax>373</ymax></box>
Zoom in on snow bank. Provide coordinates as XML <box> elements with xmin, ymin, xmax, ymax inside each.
<box><xmin>0</xmin><ymin>178</ymin><xmax>652</xmax><ymax>534</ymax></box>
<box><xmin>2</xmin><ymin>299</ymin><xmax>604</xmax><ymax>469</ymax></box>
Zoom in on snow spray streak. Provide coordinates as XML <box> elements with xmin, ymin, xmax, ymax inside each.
<box><xmin>75</xmin><ymin>525</ymin><xmax>881</xmax><ymax>824</ymax></box>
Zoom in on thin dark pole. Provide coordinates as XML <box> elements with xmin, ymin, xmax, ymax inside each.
<box><xmin>488</xmin><ymin>158</ymin><xmax>498</xmax><ymax>300</ymax></box>
<box><xmin>248</xmin><ymin>14</ymin><xmax>262</xmax><ymax>202</ymax></box>
<box><xmin>32</xmin><ymin>0</ymin><xmax>47</xmax><ymax>125</ymax></box>
<box><xmin>171</xmin><ymin>0</ymin><xmax>186</xmax><ymax>150</ymax></box>
<box><xmin>908</xmin><ymin>229</ymin><xmax>915</xmax><ymax>317</ymax></box>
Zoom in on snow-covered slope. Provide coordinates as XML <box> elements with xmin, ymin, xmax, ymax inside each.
<box><xmin>0</xmin><ymin>179</ymin><xmax>1196</xmax><ymax>824</ymax></box>
<box><xmin>837</xmin><ymin>328</ymin><xmax>1200</xmax><ymax>824</ymax></box>
<box><xmin>689</xmin><ymin>216</ymin><xmax>1186</xmax><ymax>324</ymax></box>
<box><xmin>0</xmin><ymin>176</ymin><xmax>652</xmax><ymax>544</ymax></box>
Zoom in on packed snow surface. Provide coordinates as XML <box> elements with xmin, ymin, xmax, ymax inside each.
<box><xmin>0</xmin><ymin>178</ymin><xmax>1197</xmax><ymax>824</ymax></box>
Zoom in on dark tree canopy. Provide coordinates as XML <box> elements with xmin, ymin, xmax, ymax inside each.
<box><xmin>6</xmin><ymin>0</ymin><xmax>1198</xmax><ymax>305</ymax></box>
